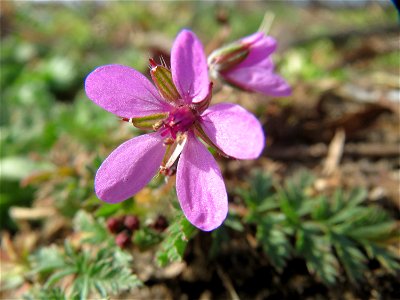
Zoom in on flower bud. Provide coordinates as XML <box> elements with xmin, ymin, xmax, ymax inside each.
<box><xmin>123</xmin><ymin>215</ymin><xmax>140</xmax><ymax>232</ymax></box>
<box><xmin>207</xmin><ymin>32</ymin><xmax>291</xmax><ymax>97</ymax></box>
<box><xmin>106</xmin><ymin>217</ymin><xmax>124</xmax><ymax>234</ymax></box>
<box><xmin>115</xmin><ymin>231</ymin><xmax>131</xmax><ymax>248</ymax></box>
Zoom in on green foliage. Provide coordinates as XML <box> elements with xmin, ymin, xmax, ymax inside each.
<box><xmin>26</xmin><ymin>211</ymin><xmax>141</xmax><ymax>299</ymax></box>
<box><xmin>133</xmin><ymin>227</ymin><xmax>164</xmax><ymax>249</ymax></box>
<box><xmin>24</xmin><ymin>286</ymin><xmax>66</xmax><ymax>300</ymax></box>
<box><xmin>73</xmin><ymin>210</ymin><xmax>111</xmax><ymax>245</ymax></box>
<box><xmin>28</xmin><ymin>242</ymin><xmax>141</xmax><ymax>299</ymax></box>
<box><xmin>238</xmin><ymin>172</ymin><xmax>292</xmax><ymax>272</ymax></box>
<box><xmin>156</xmin><ymin>214</ymin><xmax>197</xmax><ymax>267</ymax></box>
<box><xmin>0</xmin><ymin>157</ymin><xmax>47</xmax><ymax>230</ymax></box>
<box><xmin>0</xmin><ymin>179</ymin><xmax>34</xmax><ymax>231</ymax></box>
<box><xmin>237</xmin><ymin>171</ymin><xmax>400</xmax><ymax>285</ymax></box>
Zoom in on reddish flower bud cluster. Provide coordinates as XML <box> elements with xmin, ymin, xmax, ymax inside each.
<box><xmin>106</xmin><ymin>215</ymin><xmax>140</xmax><ymax>248</ymax></box>
<box><xmin>106</xmin><ymin>215</ymin><xmax>169</xmax><ymax>248</ymax></box>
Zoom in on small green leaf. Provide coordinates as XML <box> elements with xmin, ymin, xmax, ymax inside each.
<box><xmin>347</xmin><ymin>188</ymin><xmax>368</xmax><ymax>208</ymax></box>
<box><xmin>224</xmin><ymin>215</ymin><xmax>244</xmax><ymax>232</ymax></box>
<box><xmin>133</xmin><ymin>227</ymin><xmax>163</xmax><ymax>249</ymax></box>
<box><xmin>156</xmin><ymin>214</ymin><xmax>197</xmax><ymax>266</ymax></box>
<box><xmin>73</xmin><ymin>210</ymin><xmax>110</xmax><ymax>245</ymax></box>
<box><xmin>94</xmin><ymin>202</ymin><xmax>121</xmax><ymax>218</ymax></box>
<box><xmin>364</xmin><ymin>244</ymin><xmax>400</xmax><ymax>273</ymax></box>
<box><xmin>332</xmin><ymin>234</ymin><xmax>367</xmax><ymax>283</ymax></box>
<box><xmin>23</xmin><ymin>286</ymin><xmax>67</xmax><ymax>300</ymax></box>
<box><xmin>257</xmin><ymin>216</ymin><xmax>292</xmax><ymax>271</ymax></box>
<box><xmin>29</xmin><ymin>241</ymin><xmax>141</xmax><ymax>298</ymax></box>
<box><xmin>236</xmin><ymin>171</ymin><xmax>275</xmax><ymax>210</ymax></box>
<box><xmin>348</xmin><ymin>221</ymin><xmax>397</xmax><ymax>241</ymax></box>
<box><xmin>296</xmin><ymin>228</ymin><xmax>339</xmax><ymax>285</ymax></box>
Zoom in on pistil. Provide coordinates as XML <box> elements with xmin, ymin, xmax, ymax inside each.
<box><xmin>158</xmin><ymin>106</ymin><xmax>196</xmax><ymax>141</ymax></box>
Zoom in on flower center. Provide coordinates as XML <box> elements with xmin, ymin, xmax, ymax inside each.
<box><xmin>158</xmin><ymin>106</ymin><xmax>196</xmax><ymax>141</ymax></box>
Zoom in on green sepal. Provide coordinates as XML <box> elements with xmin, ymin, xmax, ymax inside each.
<box><xmin>150</xmin><ymin>59</ymin><xmax>181</xmax><ymax>103</ymax></box>
<box><xmin>208</xmin><ymin>43</ymin><xmax>249</xmax><ymax>72</ymax></box>
<box><xmin>130</xmin><ymin>113</ymin><xmax>167</xmax><ymax>130</ymax></box>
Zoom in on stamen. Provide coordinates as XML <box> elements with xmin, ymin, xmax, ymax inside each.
<box><xmin>152</xmin><ymin>120</ymin><xmax>164</xmax><ymax>131</ymax></box>
<box><xmin>163</xmin><ymin>134</ymin><xmax>187</xmax><ymax>170</ymax></box>
<box><xmin>163</xmin><ymin>137</ymin><xmax>174</xmax><ymax>145</ymax></box>
<box><xmin>160</xmin><ymin>164</ymin><xmax>177</xmax><ymax>177</ymax></box>
<box><xmin>157</xmin><ymin>106</ymin><xmax>196</xmax><ymax>142</ymax></box>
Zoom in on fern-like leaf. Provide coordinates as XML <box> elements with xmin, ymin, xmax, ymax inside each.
<box><xmin>256</xmin><ymin>214</ymin><xmax>292</xmax><ymax>271</ymax></box>
<box><xmin>156</xmin><ymin>214</ymin><xmax>197</xmax><ymax>266</ymax></box>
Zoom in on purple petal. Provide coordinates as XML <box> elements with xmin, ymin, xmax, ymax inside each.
<box><xmin>224</xmin><ymin>67</ymin><xmax>292</xmax><ymax>97</ymax></box>
<box><xmin>171</xmin><ymin>30</ymin><xmax>209</xmax><ymax>104</ymax></box>
<box><xmin>235</xmin><ymin>34</ymin><xmax>277</xmax><ymax>69</ymax></box>
<box><xmin>240</xmin><ymin>32</ymin><xmax>264</xmax><ymax>45</ymax></box>
<box><xmin>85</xmin><ymin>64</ymin><xmax>172</xmax><ymax>118</ymax></box>
<box><xmin>176</xmin><ymin>132</ymin><xmax>228</xmax><ymax>231</ymax></box>
<box><xmin>95</xmin><ymin>133</ymin><xmax>165</xmax><ymax>203</ymax></box>
<box><xmin>200</xmin><ymin>103</ymin><xmax>265</xmax><ymax>159</ymax></box>
<box><xmin>220</xmin><ymin>34</ymin><xmax>290</xmax><ymax>96</ymax></box>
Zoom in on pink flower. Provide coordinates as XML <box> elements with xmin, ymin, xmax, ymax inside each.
<box><xmin>85</xmin><ymin>30</ymin><xmax>264</xmax><ymax>231</ymax></box>
<box><xmin>208</xmin><ymin>32</ymin><xmax>291</xmax><ymax>97</ymax></box>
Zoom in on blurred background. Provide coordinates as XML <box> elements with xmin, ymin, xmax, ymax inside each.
<box><xmin>1</xmin><ymin>1</ymin><xmax>399</xmax><ymax>299</ymax></box>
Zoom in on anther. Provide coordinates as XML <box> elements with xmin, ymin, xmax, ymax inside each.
<box><xmin>163</xmin><ymin>138</ymin><xmax>174</xmax><ymax>145</ymax></box>
<box><xmin>152</xmin><ymin>120</ymin><xmax>164</xmax><ymax>131</ymax></box>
